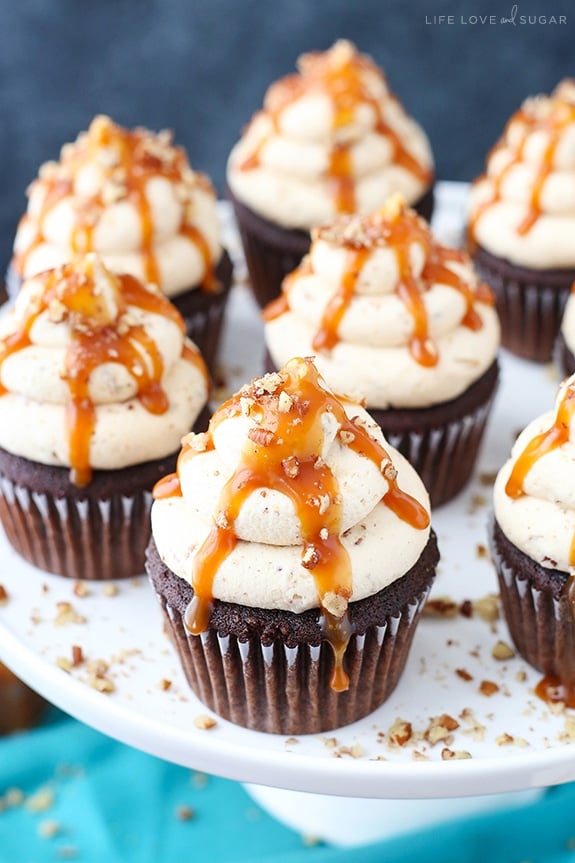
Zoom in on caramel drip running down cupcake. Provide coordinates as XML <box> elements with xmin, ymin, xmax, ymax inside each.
<box><xmin>265</xmin><ymin>196</ymin><xmax>497</xmax><ymax>410</ymax></box>
<box><xmin>469</xmin><ymin>79</ymin><xmax>575</xmax><ymax>266</ymax></box>
<box><xmin>0</xmin><ymin>254</ymin><xmax>207</xmax><ymax>486</ymax></box>
<box><xmin>494</xmin><ymin>375</ymin><xmax>575</xmax><ymax>705</ymax></box>
<box><xmin>153</xmin><ymin>357</ymin><xmax>430</xmax><ymax>691</ymax></box>
<box><xmin>238</xmin><ymin>40</ymin><xmax>431</xmax><ymax>215</ymax></box>
<box><xmin>12</xmin><ymin>115</ymin><xmax>221</xmax><ymax>297</ymax></box>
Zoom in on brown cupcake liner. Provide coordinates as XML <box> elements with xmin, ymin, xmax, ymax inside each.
<box><xmin>378</xmin><ymin>396</ymin><xmax>494</xmax><ymax>508</ymax></box>
<box><xmin>489</xmin><ymin>518</ymin><xmax>570</xmax><ymax>676</ymax></box>
<box><xmin>473</xmin><ymin>245</ymin><xmax>574</xmax><ymax>362</ymax></box>
<box><xmin>156</xmin><ymin>581</ymin><xmax>431</xmax><ymax>734</ymax></box>
<box><xmin>0</xmin><ymin>475</ymin><xmax>153</xmax><ymax>580</ymax></box>
<box><xmin>0</xmin><ymin>438</ymin><xmax>192</xmax><ymax>579</ymax></box>
<box><xmin>171</xmin><ymin>249</ymin><xmax>234</xmax><ymax>374</ymax></box>
<box><xmin>147</xmin><ymin>531</ymin><xmax>439</xmax><ymax>735</ymax></box>
<box><xmin>228</xmin><ymin>186</ymin><xmax>435</xmax><ymax>310</ymax></box>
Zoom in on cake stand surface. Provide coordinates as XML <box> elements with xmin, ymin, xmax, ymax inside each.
<box><xmin>0</xmin><ymin>185</ymin><xmax>571</xmax><ymax>843</ymax></box>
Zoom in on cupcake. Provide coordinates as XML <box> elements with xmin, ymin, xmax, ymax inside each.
<box><xmin>491</xmin><ymin>373</ymin><xmax>575</xmax><ymax>706</ymax></box>
<box><xmin>0</xmin><ymin>254</ymin><xmax>209</xmax><ymax>580</ymax></box>
<box><xmin>264</xmin><ymin>196</ymin><xmax>500</xmax><ymax>506</ymax></box>
<box><xmin>147</xmin><ymin>356</ymin><xmax>438</xmax><ymax>734</ymax></box>
<box><xmin>468</xmin><ymin>80</ymin><xmax>575</xmax><ymax>362</ymax></box>
<box><xmin>554</xmin><ymin>284</ymin><xmax>575</xmax><ymax>377</ymax></box>
<box><xmin>227</xmin><ymin>40</ymin><xmax>434</xmax><ymax>308</ymax></box>
<box><xmin>9</xmin><ymin>115</ymin><xmax>233</xmax><ymax>371</ymax></box>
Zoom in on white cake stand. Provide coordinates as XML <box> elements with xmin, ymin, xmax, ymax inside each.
<box><xmin>0</xmin><ymin>187</ymin><xmax>569</xmax><ymax>845</ymax></box>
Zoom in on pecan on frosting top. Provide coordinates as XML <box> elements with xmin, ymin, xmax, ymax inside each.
<box><xmin>264</xmin><ymin>196</ymin><xmax>499</xmax><ymax>409</ymax></box>
<box><xmin>12</xmin><ymin>115</ymin><xmax>222</xmax><ymax>297</ymax></box>
<box><xmin>0</xmin><ymin>254</ymin><xmax>208</xmax><ymax>484</ymax></box>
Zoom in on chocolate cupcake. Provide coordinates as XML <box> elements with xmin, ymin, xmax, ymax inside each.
<box><xmin>468</xmin><ymin>80</ymin><xmax>575</xmax><ymax>362</ymax></box>
<box><xmin>147</xmin><ymin>358</ymin><xmax>438</xmax><ymax>734</ymax></box>
<box><xmin>9</xmin><ymin>115</ymin><xmax>233</xmax><ymax>371</ymax></box>
<box><xmin>264</xmin><ymin>196</ymin><xmax>500</xmax><ymax>506</ymax></box>
<box><xmin>0</xmin><ymin>254</ymin><xmax>209</xmax><ymax>579</ymax></box>
<box><xmin>490</xmin><ymin>373</ymin><xmax>575</xmax><ymax>706</ymax></box>
<box><xmin>227</xmin><ymin>40</ymin><xmax>434</xmax><ymax>308</ymax></box>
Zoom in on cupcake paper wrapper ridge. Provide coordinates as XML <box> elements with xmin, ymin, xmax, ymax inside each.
<box><xmin>473</xmin><ymin>246</ymin><xmax>573</xmax><ymax>363</ymax></box>
<box><xmin>490</xmin><ymin>518</ymin><xmax>569</xmax><ymax>676</ymax></box>
<box><xmin>156</xmin><ymin>582</ymin><xmax>432</xmax><ymax>735</ymax></box>
<box><xmin>0</xmin><ymin>476</ymin><xmax>153</xmax><ymax>580</ymax></box>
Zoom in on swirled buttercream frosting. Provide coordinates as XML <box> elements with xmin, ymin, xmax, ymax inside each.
<box><xmin>0</xmin><ymin>254</ymin><xmax>208</xmax><ymax>484</ymax></box>
<box><xmin>227</xmin><ymin>40</ymin><xmax>433</xmax><ymax>230</ymax></box>
<box><xmin>469</xmin><ymin>80</ymin><xmax>575</xmax><ymax>269</ymax></box>
<box><xmin>12</xmin><ymin>115</ymin><xmax>222</xmax><ymax>297</ymax></box>
<box><xmin>494</xmin><ymin>373</ymin><xmax>575</xmax><ymax>571</ymax></box>
<box><xmin>265</xmin><ymin>196</ymin><xmax>500</xmax><ymax>408</ymax></box>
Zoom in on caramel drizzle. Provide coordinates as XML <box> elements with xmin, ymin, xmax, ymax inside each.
<box><xmin>14</xmin><ymin>117</ymin><xmax>215</xmax><ymax>292</ymax></box>
<box><xmin>239</xmin><ymin>47</ymin><xmax>431</xmax><ymax>214</ymax></box>
<box><xmin>469</xmin><ymin>99</ymin><xmax>575</xmax><ymax>243</ymax></box>
<box><xmin>264</xmin><ymin>209</ymin><xmax>494</xmax><ymax>367</ymax></box>
<box><xmin>156</xmin><ymin>358</ymin><xmax>429</xmax><ymax>691</ymax></box>
<box><xmin>0</xmin><ymin>263</ymin><xmax>195</xmax><ymax>486</ymax></box>
<box><xmin>505</xmin><ymin>381</ymin><xmax>575</xmax><ymax>553</ymax></box>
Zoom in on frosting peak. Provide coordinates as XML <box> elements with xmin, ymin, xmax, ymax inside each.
<box><xmin>38</xmin><ymin>253</ymin><xmax>123</xmax><ymax>331</ymax></box>
<box><xmin>265</xmin><ymin>201</ymin><xmax>499</xmax><ymax>408</ymax></box>
<box><xmin>13</xmin><ymin>116</ymin><xmax>222</xmax><ymax>297</ymax></box>
<box><xmin>0</xmin><ymin>255</ymin><xmax>208</xmax><ymax>484</ymax></box>
<box><xmin>227</xmin><ymin>42</ymin><xmax>433</xmax><ymax>230</ymax></box>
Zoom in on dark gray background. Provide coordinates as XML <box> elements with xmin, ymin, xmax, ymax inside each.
<box><xmin>0</xmin><ymin>0</ymin><xmax>572</xmax><ymax>272</ymax></box>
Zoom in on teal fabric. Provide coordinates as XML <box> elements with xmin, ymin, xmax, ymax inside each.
<box><xmin>1</xmin><ymin>712</ymin><xmax>575</xmax><ymax>863</ymax></box>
